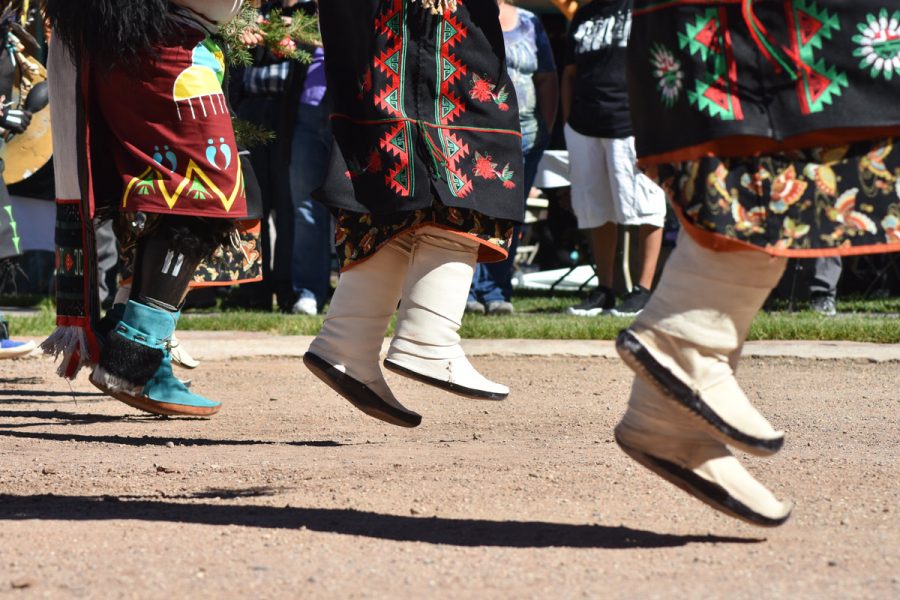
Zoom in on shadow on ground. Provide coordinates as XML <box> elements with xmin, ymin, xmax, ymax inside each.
<box><xmin>0</xmin><ymin>493</ymin><xmax>765</xmax><ymax>549</ymax></box>
<box><xmin>0</xmin><ymin>428</ymin><xmax>342</xmax><ymax>447</ymax></box>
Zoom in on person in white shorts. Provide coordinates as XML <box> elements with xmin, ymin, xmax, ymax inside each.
<box><xmin>561</xmin><ymin>0</ymin><xmax>665</xmax><ymax>316</ymax></box>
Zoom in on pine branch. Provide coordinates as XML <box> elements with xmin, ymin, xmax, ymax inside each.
<box><xmin>218</xmin><ymin>2</ymin><xmax>262</xmax><ymax>67</ymax></box>
<box><xmin>218</xmin><ymin>5</ymin><xmax>320</xmax><ymax>67</ymax></box>
<box><xmin>232</xmin><ymin>117</ymin><xmax>276</xmax><ymax>149</ymax></box>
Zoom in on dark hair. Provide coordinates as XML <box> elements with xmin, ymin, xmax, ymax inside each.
<box><xmin>44</xmin><ymin>0</ymin><xmax>172</xmax><ymax>64</ymax></box>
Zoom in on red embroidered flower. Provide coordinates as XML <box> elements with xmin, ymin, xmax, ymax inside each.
<box><xmin>367</xmin><ymin>150</ymin><xmax>383</xmax><ymax>173</ymax></box>
<box><xmin>469</xmin><ymin>77</ymin><xmax>494</xmax><ymax>103</ymax></box>
<box><xmin>502</xmin><ymin>179</ymin><xmax>515</xmax><ymax>189</ymax></box>
<box><xmin>497</xmin><ymin>103</ymin><xmax>509</xmax><ymax>112</ymax></box>
<box><xmin>474</xmin><ymin>153</ymin><xmax>498</xmax><ymax>179</ymax></box>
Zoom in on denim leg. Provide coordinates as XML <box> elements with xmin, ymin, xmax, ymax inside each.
<box><xmin>470</xmin><ymin>264</ymin><xmax>493</xmax><ymax>303</ymax></box>
<box><xmin>290</xmin><ymin>104</ymin><xmax>333</xmax><ymax>307</ymax></box>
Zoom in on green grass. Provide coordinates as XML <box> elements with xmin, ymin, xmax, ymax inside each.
<box><xmin>5</xmin><ymin>293</ymin><xmax>900</xmax><ymax>343</ymax></box>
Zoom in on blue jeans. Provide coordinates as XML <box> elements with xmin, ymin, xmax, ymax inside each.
<box><xmin>469</xmin><ymin>140</ymin><xmax>546</xmax><ymax>304</ymax></box>
<box><xmin>289</xmin><ymin>103</ymin><xmax>333</xmax><ymax>308</ymax></box>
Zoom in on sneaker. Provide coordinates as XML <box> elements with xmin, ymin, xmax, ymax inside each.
<box><xmin>0</xmin><ymin>320</ymin><xmax>35</xmax><ymax>359</ymax></box>
<box><xmin>0</xmin><ymin>339</ymin><xmax>36</xmax><ymax>359</ymax></box>
<box><xmin>486</xmin><ymin>300</ymin><xmax>515</xmax><ymax>315</ymax></box>
<box><xmin>810</xmin><ymin>294</ymin><xmax>837</xmax><ymax>317</ymax></box>
<box><xmin>465</xmin><ymin>300</ymin><xmax>486</xmax><ymax>315</ymax></box>
<box><xmin>292</xmin><ymin>296</ymin><xmax>319</xmax><ymax>316</ymax></box>
<box><xmin>567</xmin><ymin>286</ymin><xmax>615</xmax><ymax>316</ymax></box>
<box><xmin>609</xmin><ymin>286</ymin><xmax>652</xmax><ymax>317</ymax></box>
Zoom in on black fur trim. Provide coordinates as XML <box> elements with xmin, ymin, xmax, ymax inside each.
<box><xmin>45</xmin><ymin>0</ymin><xmax>173</xmax><ymax>66</ymax></box>
<box><xmin>100</xmin><ymin>331</ymin><xmax>163</xmax><ymax>386</ymax></box>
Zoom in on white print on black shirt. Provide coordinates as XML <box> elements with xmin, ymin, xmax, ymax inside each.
<box><xmin>573</xmin><ymin>9</ymin><xmax>631</xmax><ymax>54</ymax></box>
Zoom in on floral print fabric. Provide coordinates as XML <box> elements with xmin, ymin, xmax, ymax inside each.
<box><xmin>117</xmin><ymin>215</ymin><xmax>263</xmax><ymax>287</ymax></box>
<box><xmin>657</xmin><ymin>138</ymin><xmax>900</xmax><ymax>256</ymax></box>
<box><xmin>336</xmin><ymin>200</ymin><xmax>514</xmax><ymax>270</ymax></box>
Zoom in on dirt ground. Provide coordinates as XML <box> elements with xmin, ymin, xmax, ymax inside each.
<box><xmin>0</xmin><ymin>353</ymin><xmax>897</xmax><ymax>599</ymax></box>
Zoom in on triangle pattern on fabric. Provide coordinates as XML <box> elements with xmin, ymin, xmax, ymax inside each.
<box><xmin>805</xmin><ymin>69</ymin><xmax>832</xmax><ymax>103</ymax></box>
<box><xmin>442</xmin><ymin>57</ymin><xmax>457</xmax><ymax>82</ymax></box>
<box><xmin>384</xmin><ymin>50</ymin><xmax>401</xmax><ymax>74</ymax></box>
<box><xmin>797</xmin><ymin>10</ymin><xmax>824</xmax><ymax>46</ymax></box>
<box><xmin>385</xmin><ymin>13</ymin><xmax>401</xmax><ymax>37</ymax></box>
<box><xmin>703</xmin><ymin>77</ymin><xmax>732</xmax><ymax>112</ymax></box>
<box><xmin>442</xmin><ymin>20</ymin><xmax>458</xmax><ymax>45</ymax></box>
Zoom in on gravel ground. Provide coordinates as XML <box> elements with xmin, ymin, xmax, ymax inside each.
<box><xmin>0</xmin><ymin>354</ymin><xmax>897</xmax><ymax>599</ymax></box>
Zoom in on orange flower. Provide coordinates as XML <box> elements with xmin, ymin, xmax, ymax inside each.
<box><xmin>769</xmin><ymin>165</ymin><xmax>808</xmax><ymax>214</ymax></box>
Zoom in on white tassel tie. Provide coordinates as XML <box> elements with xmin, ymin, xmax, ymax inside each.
<box><xmin>410</xmin><ymin>0</ymin><xmax>458</xmax><ymax>15</ymax></box>
<box><xmin>40</xmin><ymin>326</ymin><xmax>91</xmax><ymax>379</ymax></box>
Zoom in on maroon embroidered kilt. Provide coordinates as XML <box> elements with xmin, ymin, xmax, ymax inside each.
<box><xmin>88</xmin><ymin>28</ymin><xmax>248</xmax><ymax>219</ymax></box>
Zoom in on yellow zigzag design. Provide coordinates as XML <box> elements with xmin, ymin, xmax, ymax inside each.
<box><xmin>122</xmin><ymin>159</ymin><xmax>245</xmax><ymax>212</ymax></box>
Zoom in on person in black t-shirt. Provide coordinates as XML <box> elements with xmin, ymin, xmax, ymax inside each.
<box><xmin>561</xmin><ymin>0</ymin><xmax>665</xmax><ymax>317</ymax></box>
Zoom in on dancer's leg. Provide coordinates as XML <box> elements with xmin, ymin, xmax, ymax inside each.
<box><xmin>305</xmin><ymin>235</ymin><xmax>421</xmax><ymax>427</ymax></box>
<box><xmin>384</xmin><ymin>226</ymin><xmax>508</xmax><ymax>399</ymax></box>
<box><xmin>617</xmin><ymin>232</ymin><xmax>788</xmax><ymax>455</ymax></box>
<box><xmin>90</xmin><ymin>216</ymin><xmax>231</xmax><ymax>416</ymax></box>
<box><xmin>614</xmin><ymin>232</ymin><xmax>793</xmax><ymax>526</ymax></box>
<box><xmin>615</xmin><ymin>378</ymin><xmax>792</xmax><ymax>526</ymax></box>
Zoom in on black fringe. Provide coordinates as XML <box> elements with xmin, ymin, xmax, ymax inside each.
<box><xmin>44</xmin><ymin>0</ymin><xmax>172</xmax><ymax>65</ymax></box>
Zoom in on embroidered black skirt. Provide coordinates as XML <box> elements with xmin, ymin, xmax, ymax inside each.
<box><xmin>629</xmin><ymin>1</ymin><xmax>900</xmax><ymax>257</ymax></box>
<box><xmin>316</xmin><ymin>1</ymin><xmax>524</xmax><ymax>267</ymax></box>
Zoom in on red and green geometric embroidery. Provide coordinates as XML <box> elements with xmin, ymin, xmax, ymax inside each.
<box><xmin>374</xmin><ymin>40</ymin><xmax>404</xmax><ymax>115</ymax></box>
<box><xmin>379</xmin><ymin>122</ymin><xmax>413</xmax><ymax>195</ymax></box>
<box><xmin>678</xmin><ymin>8</ymin><xmax>744</xmax><ymax>121</ymax></box>
<box><xmin>372</xmin><ymin>0</ymin><xmax>413</xmax><ymax>196</ymax></box>
<box><xmin>434</xmin><ymin>11</ymin><xmax>472</xmax><ymax>198</ymax></box>
<box><xmin>388</xmin><ymin>160</ymin><xmax>412</xmax><ymax>195</ymax></box>
<box><xmin>678</xmin><ymin>9</ymin><xmax>722</xmax><ymax>62</ymax></box>
<box><xmin>786</xmin><ymin>0</ymin><xmax>847</xmax><ymax>113</ymax></box>
<box><xmin>852</xmin><ymin>8</ymin><xmax>900</xmax><ymax>81</ymax></box>
<box><xmin>443</xmin><ymin>132</ymin><xmax>472</xmax><ymax>197</ymax></box>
